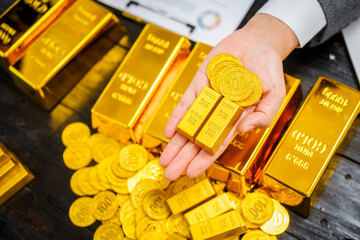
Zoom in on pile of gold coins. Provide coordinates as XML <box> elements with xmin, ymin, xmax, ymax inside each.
<box><xmin>207</xmin><ymin>53</ymin><xmax>263</xmax><ymax>107</ymax></box>
<box><xmin>62</xmin><ymin>122</ymin><xmax>289</xmax><ymax>239</ymax></box>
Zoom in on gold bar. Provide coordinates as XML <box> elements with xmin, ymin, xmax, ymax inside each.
<box><xmin>195</xmin><ymin>98</ymin><xmax>243</xmax><ymax>155</ymax></box>
<box><xmin>215</xmin><ymin>74</ymin><xmax>302</xmax><ymax>185</ymax></box>
<box><xmin>0</xmin><ymin>0</ymin><xmax>74</xmax><ymax>67</ymax></box>
<box><xmin>92</xmin><ymin>24</ymin><xmax>187</xmax><ymax>143</ymax></box>
<box><xmin>261</xmin><ymin>76</ymin><xmax>360</xmax><ymax>217</ymax></box>
<box><xmin>189</xmin><ymin>210</ymin><xmax>247</xmax><ymax>240</ymax></box>
<box><xmin>226</xmin><ymin>172</ymin><xmax>247</xmax><ymax>197</ymax></box>
<box><xmin>185</xmin><ymin>193</ymin><xmax>234</xmax><ymax>225</ymax></box>
<box><xmin>9</xmin><ymin>0</ymin><xmax>124</xmax><ymax>110</ymax></box>
<box><xmin>177</xmin><ymin>86</ymin><xmax>222</xmax><ymax>142</ymax></box>
<box><xmin>166</xmin><ymin>179</ymin><xmax>216</xmax><ymax>215</ymax></box>
<box><xmin>145</xmin><ymin>42</ymin><xmax>212</xmax><ymax>143</ymax></box>
<box><xmin>0</xmin><ymin>142</ymin><xmax>34</xmax><ymax>206</ymax></box>
<box><xmin>206</xmin><ymin>163</ymin><xmax>230</xmax><ymax>182</ymax></box>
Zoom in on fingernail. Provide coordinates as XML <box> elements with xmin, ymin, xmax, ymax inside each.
<box><xmin>241</xmin><ymin>125</ymin><xmax>254</xmax><ymax>134</ymax></box>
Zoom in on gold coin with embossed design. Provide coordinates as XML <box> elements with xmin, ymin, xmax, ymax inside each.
<box><xmin>135</xmin><ymin>217</ymin><xmax>166</xmax><ymax>239</ymax></box>
<box><xmin>69</xmin><ymin>197</ymin><xmax>95</xmax><ymax>227</ymax></box>
<box><xmin>242</xmin><ymin>229</ymin><xmax>277</xmax><ymax>240</ymax></box>
<box><xmin>63</xmin><ymin>142</ymin><xmax>92</xmax><ymax>170</ymax></box>
<box><xmin>166</xmin><ymin>214</ymin><xmax>191</xmax><ymax>239</ymax></box>
<box><xmin>142</xmin><ymin>189</ymin><xmax>171</xmax><ymax>220</ymax></box>
<box><xmin>260</xmin><ymin>199</ymin><xmax>290</xmax><ymax>235</ymax></box>
<box><xmin>61</xmin><ymin>122</ymin><xmax>90</xmax><ymax>147</ymax></box>
<box><xmin>94</xmin><ymin>223</ymin><xmax>124</xmax><ymax>240</ymax></box>
<box><xmin>219</xmin><ymin>67</ymin><xmax>254</xmax><ymax>101</ymax></box>
<box><xmin>236</xmin><ymin>72</ymin><xmax>263</xmax><ymax>107</ymax></box>
<box><xmin>92</xmin><ymin>191</ymin><xmax>118</xmax><ymax>221</ymax></box>
<box><xmin>131</xmin><ymin>179</ymin><xmax>161</xmax><ymax>209</ymax></box>
<box><xmin>241</xmin><ymin>192</ymin><xmax>275</xmax><ymax>225</ymax></box>
<box><xmin>119</xmin><ymin>144</ymin><xmax>148</xmax><ymax>172</ymax></box>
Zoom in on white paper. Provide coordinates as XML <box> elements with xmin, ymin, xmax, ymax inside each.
<box><xmin>343</xmin><ymin>18</ymin><xmax>360</xmax><ymax>85</ymax></box>
<box><xmin>98</xmin><ymin>0</ymin><xmax>254</xmax><ymax>46</ymax></box>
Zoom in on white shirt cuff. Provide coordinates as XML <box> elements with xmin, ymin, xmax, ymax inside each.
<box><xmin>257</xmin><ymin>0</ymin><xmax>327</xmax><ymax>47</ymax></box>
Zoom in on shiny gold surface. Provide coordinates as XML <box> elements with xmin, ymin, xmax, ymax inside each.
<box><xmin>189</xmin><ymin>210</ymin><xmax>247</xmax><ymax>240</ymax></box>
<box><xmin>10</xmin><ymin>0</ymin><xmax>123</xmax><ymax>110</ymax></box>
<box><xmin>215</xmin><ymin>74</ymin><xmax>302</xmax><ymax>180</ymax></box>
<box><xmin>195</xmin><ymin>97</ymin><xmax>243</xmax><ymax>155</ymax></box>
<box><xmin>0</xmin><ymin>0</ymin><xmax>74</xmax><ymax>66</ymax></box>
<box><xmin>166</xmin><ymin>179</ymin><xmax>216</xmax><ymax>215</ymax></box>
<box><xmin>264</xmin><ymin>77</ymin><xmax>360</xmax><ymax>197</ymax></box>
<box><xmin>206</xmin><ymin>163</ymin><xmax>230</xmax><ymax>182</ymax></box>
<box><xmin>0</xmin><ymin>142</ymin><xmax>34</xmax><ymax>206</ymax></box>
<box><xmin>92</xmin><ymin>24</ymin><xmax>187</xmax><ymax>142</ymax></box>
<box><xmin>145</xmin><ymin>42</ymin><xmax>212</xmax><ymax>143</ymax></box>
<box><xmin>177</xmin><ymin>86</ymin><xmax>222</xmax><ymax>142</ymax></box>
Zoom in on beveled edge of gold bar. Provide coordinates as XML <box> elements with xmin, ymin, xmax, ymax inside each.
<box><xmin>0</xmin><ymin>0</ymin><xmax>72</xmax><ymax>59</ymax></box>
<box><xmin>263</xmin><ymin>76</ymin><xmax>360</xmax><ymax>197</ymax></box>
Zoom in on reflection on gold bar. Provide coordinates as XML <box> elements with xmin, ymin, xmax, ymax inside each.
<box><xmin>9</xmin><ymin>0</ymin><xmax>124</xmax><ymax>110</ymax></box>
<box><xmin>185</xmin><ymin>193</ymin><xmax>234</xmax><ymax>225</ymax></box>
<box><xmin>226</xmin><ymin>172</ymin><xmax>247</xmax><ymax>197</ymax></box>
<box><xmin>206</xmin><ymin>163</ymin><xmax>230</xmax><ymax>182</ymax></box>
<box><xmin>92</xmin><ymin>24</ymin><xmax>187</xmax><ymax>143</ymax></box>
<box><xmin>215</xmin><ymin>74</ymin><xmax>302</xmax><ymax>186</ymax></box>
<box><xmin>0</xmin><ymin>0</ymin><xmax>74</xmax><ymax>67</ymax></box>
<box><xmin>189</xmin><ymin>210</ymin><xmax>247</xmax><ymax>240</ymax></box>
<box><xmin>195</xmin><ymin>98</ymin><xmax>243</xmax><ymax>155</ymax></box>
<box><xmin>145</xmin><ymin>42</ymin><xmax>212</xmax><ymax>143</ymax></box>
<box><xmin>177</xmin><ymin>87</ymin><xmax>222</xmax><ymax>142</ymax></box>
<box><xmin>0</xmin><ymin>142</ymin><xmax>34</xmax><ymax>206</ymax></box>
<box><xmin>261</xmin><ymin>76</ymin><xmax>360</xmax><ymax>217</ymax></box>
<box><xmin>166</xmin><ymin>179</ymin><xmax>216</xmax><ymax>215</ymax></box>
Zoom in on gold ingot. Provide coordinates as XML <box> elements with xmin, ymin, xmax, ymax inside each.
<box><xmin>61</xmin><ymin>122</ymin><xmax>91</xmax><ymax>147</ymax></box>
<box><xmin>0</xmin><ymin>142</ymin><xmax>34</xmax><ymax>206</ymax></box>
<box><xmin>0</xmin><ymin>0</ymin><xmax>74</xmax><ymax>67</ymax></box>
<box><xmin>195</xmin><ymin>97</ymin><xmax>243</xmax><ymax>155</ymax></box>
<box><xmin>206</xmin><ymin>163</ymin><xmax>230</xmax><ymax>182</ymax></box>
<box><xmin>166</xmin><ymin>179</ymin><xmax>216</xmax><ymax>215</ymax></box>
<box><xmin>92</xmin><ymin>23</ymin><xmax>188</xmax><ymax>142</ymax></box>
<box><xmin>119</xmin><ymin>144</ymin><xmax>148</xmax><ymax>172</ymax></box>
<box><xmin>184</xmin><ymin>192</ymin><xmax>234</xmax><ymax>225</ymax></box>
<box><xmin>215</xmin><ymin>74</ymin><xmax>302</xmax><ymax>188</ymax></box>
<box><xmin>92</xmin><ymin>190</ymin><xmax>118</xmax><ymax>221</ymax></box>
<box><xmin>142</xmin><ymin>189</ymin><xmax>171</xmax><ymax>220</ymax></box>
<box><xmin>260</xmin><ymin>199</ymin><xmax>290</xmax><ymax>235</ymax></box>
<box><xmin>240</xmin><ymin>192</ymin><xmax>274</xmax><ymax>225</ymax></box>
<box><xmin>262</xmin><ymin>76</ymin><xmax>360</xmax><ymax>217</ymax></box>
<box><xmin>93</xmin><ymin>223</ymin><xmax>124</xmax><ymax>240</ymax></box>
<box><xmin>177</xmin><ymin>86</ymin><xmax>222</xmax><ymax>142</ymax></box>
<box><xmin>69</xmin><ymin>197</ymin><xmax>96</xmax><ymax>227</ymax></box>
<box><xmin>189</xmin><ymin>210</ymin><xmax>247</xmax><ymax>240</ymax></box>
<box><xmin>242</xmin><ymin>229</ymin><xmax>276</xmax><ymax>240</ymax></box>
<box><xmin>226</xmin><ymin>172</ymin><xmax>248</xmax><ymax>197</ymax></box>
<box><xmin>145</xmin><ymin>42</ymin><xmax>212</xmax><ymax>143</ymax></box>
<box><xmin>9</xmin><ymin>0</ymin><xmax>126</xmax><ymax>110</ymax></box>
<box><xmin>63</xmin><ymin>142</ymin><xmax>92</xmax><ymax>170</ymax></box>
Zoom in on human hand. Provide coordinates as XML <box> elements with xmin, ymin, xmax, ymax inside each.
<box><xmin>159</xmin><ymin>14</ymin><xmax>299</xmax><ymax>181</ymax></box>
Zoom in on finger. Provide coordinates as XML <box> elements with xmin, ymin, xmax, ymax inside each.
<box><xmin>238</xmin><ymin>83</ymin><xmax>285</xmax><ymax>133</ymax></box>
<box><xmin>164</xmin><ymin>142</ymin><xmax>201</xmax><ymax>181</ymax></box>
<box><xmin>164</xmin><ymin>71</ymin><xmax>210</xmax><ymax>139</ymax></box>
<box><xmin>159</xmin><ymin>133</ymin><xmax>188</xmax><ymax>167</ymax></box>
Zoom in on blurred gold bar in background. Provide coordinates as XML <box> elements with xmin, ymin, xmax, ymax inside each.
<box><xmin>9</xmin><ymin>0</ymin><xmax>124</xmax><ymax>110</ymax></box>
<box><xmin>0</xmin><ymin>142</ymin><xmax>34</xmax><ymax>206</ymax></box>
<box><xmin>145</xmin><ymin>42</ymin><xmax>212</xmax><ymax>143</ymax></box>
<box><xmin>195</xmin><ymin>98</ymin><xmax>243</xmax><ymax>155</ymax></box>
<box><xmin>92</xmin><ymin>24</ymin><xmax>188</xmax><ymax>143</ymax></box>
<box><xmin>177</xmin><ymin>86</ymin><xmax>222</xmax><ymax>142</ymax></box>
<box><xmin>166</xmin><ymin>179</ymin><xmax>216</xmax><ymax>215</ymax></box>
<box><xmin>0</xmin><ymin>0</ymin><xmax>74</xmax><ymax>67</ymax></box>
<box><xmin>208</xmin><ymin>74</ymin><xmax>302</xmax><ymax>194</ymax></box>
<box><xmin>189</xmin><ymin>210</ymin><xmax>247</xmax><ymax>240</ymax></box>
<box><xmin>260</xmin><ymin>76</ymin><xmax>360</xmax><ymax>217</ymax></box>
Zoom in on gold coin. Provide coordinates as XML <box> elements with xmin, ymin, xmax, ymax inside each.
<box><xmin>236</xmin><ymin>72</ymin><xmax>263</xmax><ymax>107</ymax></box>
<box><xmin>63</xmin><ymin>142</ymin><xmax>92</xmax><ymax>170</ymax></box>
<box><xmin>97</xmin><ymin>158</ymin><xmax>112</xmax><ymax>190</ymax></box>
<box><xmin>139</xmin><ymin>231</ymin><xmax>167</xmax><ymax>240</ymax></box>
<box><xmin>242</xmin><ymin>230</ymin><xmax>275</xmax><ymax>240</ymax></box>
<box><xmin>140</xmin><ymin>159</ymin><xmax>171</xmax><ymax>189</ymax></box>
<box><xmin>102</xmin><ymin>209</ymin><xmax>121</xmax><ymax>226</ymax></box>
<box><xmin>92</xmin><ymin>191</ymin><xmax>118</xmax><ymax>221</ymax></box>
<box><xmin>207</xmin><ymin>53</ymin><xmax>243</xmax><ymax>80</ymax></box>
<box><xmin>91</xmin><ymin>135</ymin><xmax>121</xmax><ymax>163</ymax></box>
<box><xmin>109</xmin><ymin>176</ymin><xmax>129</xmax><ymax>195</ymax></box>
<box><xmin>141</xmin><ymin>134</ymin><xmax>162</xmax><ymax>149</ymax></box>
<box><xmin>116</xmin><ymin>194</ymin><xmax>130</xmax><ymax>208</ymax></box>
<box><xmin>131</xmin><ymin>179</ymin><xmax>161</xmax><ymax>209</ymax></box>
<box><xmin>166</xmin><ymin>214</ymin><xmax>191</xmax><ymax>239</ymax></box>
<box><xmin>260</xmin><ymin>199</ymin><xmax>290</xmax><ymax>235</ymax></box>
<box><xmin>93</xmin><ymin>223</ymin><xmax>124</xmax><ymax>240</ymax></box>
<box><xmin>110</xmin><ymin>156</ymin><xmax>137</xmax><ymax>178</ymax></box>
<box><xmin>119</xmin><ymin>144</ymin><xmax>148</xmax><ymax>172</ymax></box>
<box><xmin>142</xmin><ymin>189</ymin><xmax>171</xmax><ymax>220</ymax></box>
<box><xmin>69</xmin><ymin>197</ymin><xmax>96</xmax><ymax>227</ymax></box>
<box><xmin>119</xmin><ymin>200</ymin><xmax>135</xmax><ymax>223</ymax></box>
<box><xmin>89</xmin><ymin>166</ymin><xmax>107</xmax><ymax>191</ymax></box>
<box><xmin>241</xmin><ymin>192</ymin><xmax>275</xmax><ymax>225</ymax></box>
<box><xmin>219</xmin><ymin>67</ymin><xmax>255</xmax><ymax>101</ymax></box>
<box><xmin>210</xmin><ymin>63</ymin><xmax>240</xmax><ymax>92</ymax></box>
<box><xmin>70</xmin><ymin>170</ymin><xmax>86</xmax><ymax>196</ymax></box>
<box><xmin>61</xmin><ymin>122</ymin><xmax>90</xmax><ymax>147</ymax></box>
<box><xmin>136</xmin><ymin>217</ymin><xmax>166</xmax><ymax>239</ymax></box>
<box><xmin>77</xmin><ymin>167</ymin><xmax>99</xmax><ymax>196</ymax></box>
<box><xmin>122</xmin><ymin>209</ymin><xmax>136</xmax><ymax>239</ymax></box>
<box><xmin>87</xmin><ymin>133</ymin><xmax>107</xmax><ymax>147</ymax></box>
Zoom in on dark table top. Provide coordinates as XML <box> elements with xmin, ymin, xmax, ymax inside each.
<box><xmin>0</xmin><ymin>1</ymin><xmax>359</xmax><ymax>240</ymax></box>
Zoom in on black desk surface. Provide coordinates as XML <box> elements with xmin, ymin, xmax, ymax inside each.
<box><xmin>0</xmin><ymin>1</ymin><xmax>359</xmax><ymax>240</ymax></box>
